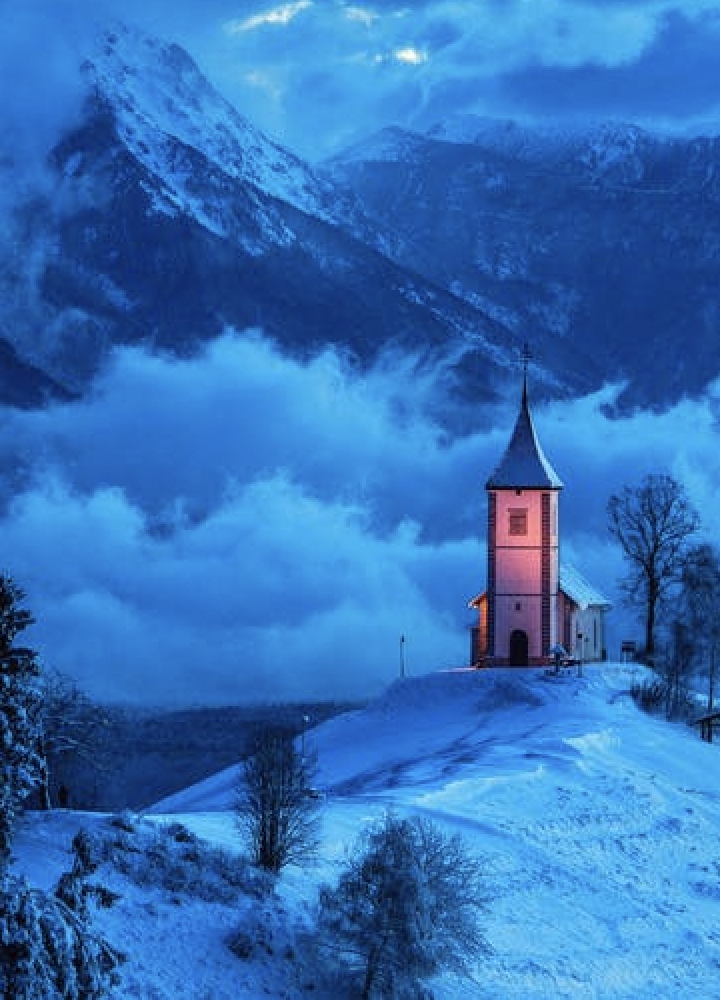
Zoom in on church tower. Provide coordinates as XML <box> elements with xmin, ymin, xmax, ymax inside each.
<box><xmin>476</xmin><ymin>359</ymin><xmax>563</xmax><ymax>665</ymax></box>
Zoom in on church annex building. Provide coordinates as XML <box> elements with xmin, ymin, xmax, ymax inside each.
<box><xmin>469</xmin><ymin>373</ymin><xmax>611</xmax><ymax>667</ymax></box>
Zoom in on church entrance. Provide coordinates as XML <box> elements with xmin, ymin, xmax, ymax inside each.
<box><xmin>509</xmin><ymin>629</ymin><xmax>529</xmax><ymax>666</ymax></box>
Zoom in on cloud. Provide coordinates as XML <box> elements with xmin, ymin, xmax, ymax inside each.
<box><xmin>194</xmin><ymin>0</ymin><xmax>669</xmax><ymax>154</ymax></box>
<box><xmin>227</xmin><ymin>1</ymin><xmax>314</xmax><ymax>32</ymax></box>
<box><xmin>491</xmin><ymin>8</ymin><xmax>720</xmax><ymax>126</ymax></box>
<box><xmin>6</xmin><ymin>1</ymin><xmax>719</xmax><ymax>163</ymax></box>
<box><xmin>0</xmin><ymin>330</ymin><xmax>718</xmax><ymax>706</ymax></box>
<box><xmin>0</xmin><ymin>333</ymin><xmax>485</xmax><ymax>704</ymax></box>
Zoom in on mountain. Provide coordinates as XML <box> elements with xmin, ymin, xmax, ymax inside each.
<box><xmin>0</xmin><ymin>25</ymin><xmax>573</xmax><ymax>414</ymax></box>
<box><xmin>325</xmin><ymin>115</ymin><xmax>720</xmax><ymax>409</ymax></box>
<box><xmin>3</xmin><ymin>28</ymin><xmax>718</xmax><ymax>416</ymax></box>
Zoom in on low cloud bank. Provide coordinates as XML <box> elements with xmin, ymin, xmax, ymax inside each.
<box><xmin>0</xmin><ymin>331</ymin><xmax>717</xmax><ymax>704</ymax></box>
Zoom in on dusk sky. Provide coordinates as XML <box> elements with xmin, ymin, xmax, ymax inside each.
<box><xmin>7</xmin><ymin>0</ymin><xmax>720</xmax><ymax>158</ymax></box>
<box><xmin>2</xmin><ymin>2</ymin><xmax>720</xmax><ymax>704</ymax></box>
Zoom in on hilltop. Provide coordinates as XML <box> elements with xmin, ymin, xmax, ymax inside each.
<box><xmin>13</xmin><ymin>664</ymin><xmax>720</xmax><ymax>998</ymax></box>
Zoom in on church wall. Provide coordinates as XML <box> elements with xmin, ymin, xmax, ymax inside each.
<box><xmin>495</xmin><ymin>548</ymin><xmax>543</xmax><ymax>593</ymax></box>
<box><xmin>494</xmin><ymin>490</ymin><xmax>545</xmax><ymax>546</ymax></box>
<box><xmin>494</xmin><ymin>595</ymin><xmax>543</xmax><ymax>659</ymax></box>
<box><xmin>489</xmin><ymin>489</ymin><xmax>559</xmax><ymax>661</ymax></box>
<box><xmin>574</xmin><ymin>607</ymin><xmax>607</xmax><ymax>661</ymax></box>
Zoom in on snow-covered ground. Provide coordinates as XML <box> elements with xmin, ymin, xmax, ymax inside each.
<box><xmin>14</xmin><ymin>663</ymin><xmax>720</xmax><ymax>998</ymax></box>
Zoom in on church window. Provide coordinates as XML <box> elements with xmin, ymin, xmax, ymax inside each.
<box><xmin>508</xmin><ymin>508</ymin><xmax>528</xmax><ymax>536</ymax></box>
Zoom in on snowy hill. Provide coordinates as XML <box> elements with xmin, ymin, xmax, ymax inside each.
<box><xmin>16</xmin><ymin>664</ymin><xmax>720</xmax><ymax>997</ymax></box>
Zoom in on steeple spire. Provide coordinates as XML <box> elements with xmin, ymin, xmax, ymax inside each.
<box><xmin>485</xmin><ymin>347</ymin><xmax>563</xmax><ymax>490</ymax></box>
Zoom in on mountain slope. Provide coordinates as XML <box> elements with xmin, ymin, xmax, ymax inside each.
<box><xmin>326</xmin><ymin>118</ymin><xmax>720</xmax><ymax>408</ymax></box>
<box><xmin>0</xmin><ymin>25</ymin><xmax>570</xmax><ymax>410</ymax></box>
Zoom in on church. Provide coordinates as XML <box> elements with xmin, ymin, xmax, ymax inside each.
<box><xmin>469</xmin><ymin>365</ymin><xmax>611</xmax><ymax>667</ymax></box>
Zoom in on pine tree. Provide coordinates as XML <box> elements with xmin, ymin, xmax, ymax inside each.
<box><xmin>0</xmin><ymin>580</ymin><xmax>120</xmax><ymax>998</ymax></box>
<box><xmin>0</xmin><ymin>575</ymin><xmax>43</xmax><ymax>868</ymax></box>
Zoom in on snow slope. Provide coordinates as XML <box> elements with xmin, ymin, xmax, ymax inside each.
<box><xmin>14</xmin><ymin>664</ymin><xmax>720</xmax><ymax>998</ymax></box>
<box><xmin>86</xmin><ymin>23</ymin><xmax>368</xmax><ymax>237</ymax></box>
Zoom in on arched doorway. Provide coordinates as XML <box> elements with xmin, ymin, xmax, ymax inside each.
<box><xmin>509</xmin><ymin>629</ymin><xmax>529</xmax><ymax>666</ymax></box>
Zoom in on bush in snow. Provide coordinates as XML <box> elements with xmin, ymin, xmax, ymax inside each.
<box><xmin>100</xmin><ymin>816</ymin><xmax>268</xmax><ymax>902</ymax></box>
<box><xmin>630</xmin><ymin>677</ymin><xmax>668</xmax><ymax>714</ymax></box>
<box><xmin>235</xmin><ymin>726</ymin><xmax>322</xmax><ymax>874</ymax></box>
<box><xmin>0</xmin><ymin>831</ymin><xmax>121</xmax><ymax>999</ymax></box>
<box><xmin>0</xmin><ymin>575</ymin><xmax>43</xmax><ymax>868</ymax></box>
<box><xmin>317</xmin><ymin>813</ymin><xmax>486</xmax><ymax>999</ymax></box>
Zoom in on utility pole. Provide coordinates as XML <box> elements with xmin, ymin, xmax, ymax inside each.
<box><xmin>300</xmin><ymin>713</ymin><xmax>310</xmax><ymax>759</ymax></box>
<box><xmin>400</xmin><ymin>634</ymin><xmax>406</xmax><ymax>678</ymax></box>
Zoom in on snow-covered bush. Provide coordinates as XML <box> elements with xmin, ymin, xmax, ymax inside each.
<box><xmin>0</xmin><ymin>837</ymin><xmax>121</xmax><ymax>999</ymax></box>
<box><xmin>317</xmin><ymin>813</ymin><xmax>486</xmax><ymax>999</ymax></box>
<box><xmin>100</xmin><ymin>816</ymin><xmax>268</xmax><ymax>902</ymax></box>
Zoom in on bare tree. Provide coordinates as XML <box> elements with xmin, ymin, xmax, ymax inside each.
<box><xmin>235</xmin><ymin>727</ymin><xmax>321</xmax><ymax>874</ymax></box>
<box><xmin>657</xmin><ymin>620</ymin><xmax>695</xmax><ymax>718</ymax></box>
<box><xmin>678</xmin><ymin>543</ymin><xmax>720</xmax><ymax>712</ymax></box>
<box><xmin>608</xmin><ymin>473</ymin><xmax>699</xmax><ymax>661</ymax></box>
<box><xmin>38</xmin><ymin>670</ymin><xmax>114</xmax><ymax>810</ymax></box>
<box><xmin>317</xmin><ymin>812</ymin><xmax>485</xmax><ymax>999</ymax></box>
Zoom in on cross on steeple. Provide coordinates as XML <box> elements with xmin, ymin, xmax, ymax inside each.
<box><xmin>521</xmin><ymin>342</ymin><xmax>531</xmax><ymax>406</ymax></box>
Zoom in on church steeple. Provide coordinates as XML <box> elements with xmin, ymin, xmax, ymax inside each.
<box><xmin>485</xmin><ymin>348</ymin><xmax>563</xmax><ymax>491</ymax></box>
<box><xmin>482</xmin><ymin>347</ymin><xmax>561</xmax><ymax>665</ymax></box>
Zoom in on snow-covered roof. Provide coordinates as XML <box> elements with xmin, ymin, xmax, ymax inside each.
<box><xmin>469</xmin><ymin>565</ymin><xmax>611</xmax><ymax>611</ymax></box>
<box><xmin>486</xmin><ymin>382</ymin><xmax>563</xmax><ymax>490</ymax></box>
<box><xmin>560</xmin><ymin>564</ymin><xmax>612</xmax><ymax>610</ymax></box>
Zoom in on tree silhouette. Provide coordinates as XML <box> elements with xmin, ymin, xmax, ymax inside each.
<box><xmin>608</xmin><ymin>473</ymin><xmax>699</xmax><ymax>660</ymax></box>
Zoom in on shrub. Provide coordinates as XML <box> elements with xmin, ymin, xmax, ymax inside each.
<box><xmin>100</xmin><ymin>816</ymin><xmax>268</xmax><ymax>902</ymax></box>
<box><xmin>317</xmin><ymin>813</ymin><xmax>486</xmax><ymax>999</ymax></box>
<box><xmin>630</xmin><ymin>678</ymin><xmax>668</xmax><ymax>714</ymax></box>
<box><xmin>0</xmin><ymin>834</ymin><xmax>121</xmax><ymax>1000</ymax></box>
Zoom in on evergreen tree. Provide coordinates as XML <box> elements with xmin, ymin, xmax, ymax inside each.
<box><xmin>0</xmin><ymin>830</ymin><xmax>121</xmax><ymax>1000</ymax></box>
<box><xmin>0</xmin><ymin>580</ymin><xmax>120</xmax><ymax>998</ymax></box>
<box><xmin>0</xmin><ymin>575</ymin><xmax>43</xmax><ymax>868</ymax></box>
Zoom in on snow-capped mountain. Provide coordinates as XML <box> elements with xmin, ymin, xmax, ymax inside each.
<box><xmin>0</xmin><ymin>23</ymin><xmax>555</xmax><ymax>410</ymax></box>
<box><xmin>1</xmin><ymin>22</ymin><xmax>718</xmax><ymax>413</ymax></box>
<box><xmin>86</xmin><ymin>24</ymin><xmax>372</xmax><ymax>241</ymax></box>
<box><xmin>326</xmin><ymin>119</ymin><xmax>720</xmax><ymax>408</ymax></box>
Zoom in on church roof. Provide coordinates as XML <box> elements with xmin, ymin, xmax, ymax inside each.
<box><xmin>485</xmin><ymin>380</ymin><xmax>563</xmax><ymax>490</ymax></box>
<box><xmin>560</xmin><ymin>565</ymin><xmax>612</xmax><ymax>611</ymax></box>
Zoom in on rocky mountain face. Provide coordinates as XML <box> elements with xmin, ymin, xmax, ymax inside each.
<box><xmin>1</xmin><ymin>27</ymin><xmax>718</xmax><ymax>416</ymax></box>
<box><xmin>325</xmin><ymin>117</ymin><xmax>720</xmax><ymax>410</ymax></box>
<box><xmin>0</xmin><ymin>26</ymin><xmax>553</xmax><ymax>418</ymax></box>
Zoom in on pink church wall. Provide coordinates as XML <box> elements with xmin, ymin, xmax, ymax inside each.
<box><xmin>490</xmin><ymin>489</ymin><xmax>559</xmax><ymax>661</ymax></box>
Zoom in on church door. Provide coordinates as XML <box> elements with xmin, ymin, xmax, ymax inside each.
<box><xmin>509</xmin><ymin>629</ymin><xmax>529</xmax><ymax>666</ymax></box>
